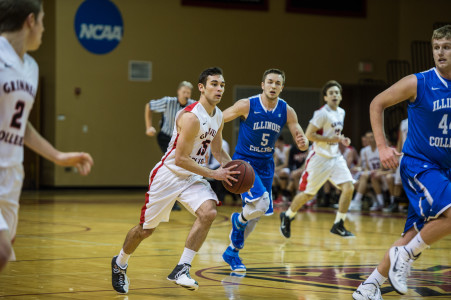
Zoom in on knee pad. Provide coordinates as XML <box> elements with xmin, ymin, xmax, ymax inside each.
<box><xmin>243</xmin><ymin>192</ymin><xmax>270</xmax><ymax>220</ymax></box>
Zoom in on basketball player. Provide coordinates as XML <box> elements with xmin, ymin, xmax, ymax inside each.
<box><xmin>221</xmin><ymin>68</ymin><xmax>309</xmax><ymax>271</ymax></box>
<box><xmin>353</xmin><ymin>25</ymin><xmax>451</xmax><ymax>299</ymax></box>
<box><xmin>280</xmin><ymin>80</ymin><xmax>355</xmax><ymax>238</ymax></box>
<box><xmin>0</xmin><ymin>0</ymin><xmax>93</xmax><ymax>272</ymax></box>
<box><xmin>145</xmin><ymin>81</ymin><xmax>195</xmax><ymax>211</ymax></box>
<box><xmin>111</xmin><ymin>67</ymin><xmax>239</xmax><ymax>293</ymax></box>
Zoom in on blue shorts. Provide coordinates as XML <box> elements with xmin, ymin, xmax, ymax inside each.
<box><xmin>232</xmin><ymin>153</ymin><xmax>274</xmax><ymax>215</ymax></box>
<box><xmin>401</xmin><ymin>155</ymin><xmax>451</xmax><ymax>233</ymax></box>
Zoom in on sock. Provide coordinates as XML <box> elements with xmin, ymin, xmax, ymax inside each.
<box><xmin>404</xmin><ymin>232</ymin><xmax>429</xmax><ymax>258</ymax></box>
<box><xmin>390</xmin><ymin>195</ymin><xmax>395</xmax><ymax>204</ymax></box>
<box><xmin>229</xmin><ymin>243</ymin><xmax>239</xmax><ymax>251</ymax></box>
<box><xmin>178</xmin><ymin>247</ymin><xmax>197</xmax><ymax>265</ymax></box>
<box><xmin>376</xmin><ymin>194</ymin><xmax>384</xmax><ymax>206</ymax></box>
<box><xmin>116</xmin><ymin>249</ymin><xmax>130</xmax><ymax>268</ymax></box>
<box><xmin>285</xmin><ymin>208</ymin><xmax>297</xmax><ymax>219</ymax></box>
<box><xmin>238</xmin><ymin>213</ymin><xmax>248</xmax><ymax>224</ymax></box>
<box><xmin>334</xmin><ymin>212</ymin><xmax>346</xmax><ymax>224</ymax></box>
<box><xmin>363</xmin><ymin>268</ymin><xmax>387</xmax><ymax>287</ymax></box>
<box><xmin>353</xmin><ymin>192</ymin><xmax>363</xmax><ymax>203</ymax></box>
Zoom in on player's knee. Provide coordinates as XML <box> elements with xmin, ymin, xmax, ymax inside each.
<box><xmin>342</xmin><ymin>182</ymin><xmax>354</xmax><ymax>194</ymax></box>
<box><xmin>255</xmin><ymin>194</ymin><xmax>270</xmax><ymax>216</ymax></box>
<box><xmin>199</xmin><ymin>207</ymin><xmax>217</xmax><ymax>224</ymax></box>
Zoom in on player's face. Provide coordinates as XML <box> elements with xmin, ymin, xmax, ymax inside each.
<box><xmin>177</xmin><ymin>86</ymin><xmax>192</xmax><ymax>102</ymax></box>
<box><xmin>366</xmin><ymin>132</ymin><xmax>375</xmax><ymax>147</ymax></box>
<box><xmin>432</xmin><ymin>38</ymin><xmax>451</xmax><ymax>72</ymax></box>
<box><xmin>261</xmin><ymin>73</ymin><xmax>284</xmax><ymax>101</ymax></box>
<box><xmin>200</xmin><ymin>75</ymin><xmax>225</xmax><ymax>105</ymax></box>
<box><xmin>28</xmin><ymin>7</ymin><xmax>45</xmax><ymax>52</ymax></box>
<box><xmin>324</xmin><ymin>86</ymin><xmax>342</xmax><ymax>110</ymax></box>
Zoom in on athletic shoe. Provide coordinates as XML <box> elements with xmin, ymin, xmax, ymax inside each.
<box><xmin>382</xmin><ymin>203</ymin><xmax>398</xmax><ymax>213</ymax></box>
<box><xmin>352</xmin><ymin>282</ymin><xmax>383</xmax><ymax>300</ymax></box>
<box><xmin>222</xmin><ymin>246</ymin><xmax>246</xmax><ymax>272</ymax></box>
<box><xmin>370</xmin><ymin>203</ymin><xmax>384</xmax><ymax>211</ymax></box>
<box><xmin>167</xmin><ymin>263</ymin><xmax>199</xmax><ymax>291</ymax></box>
<box><xmin>330</xmin><ymin>219</ymin><xmax>355</xmax><ymax>237</ymax></box>
<box><xmin>279</xmin><ymin>212</ymin><xmax>293</xmax><ymax>238</ymax></box>
<box><xmin>229</xmin><ymin>213</ymin><xmax>247</xmax><ymax>249</ymax></box>
<box><xmin>388</xmin><ymin>246</ymin><xmax>411</xmax><ymax>294</ymax></box>
<box><xmin>349</xmin><ymin>200</ymin><xmax>362</xmax><ymax>211</ymax></box>
<box><xmin>111</xmin><ymin>256</ymin><xmax>130</xmax><ymax>294</ymax></box>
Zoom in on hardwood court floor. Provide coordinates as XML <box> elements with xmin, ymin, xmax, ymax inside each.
<box><xmin>0</xmin><ymin>189</ymin><xmax>450</xmax><ymax>299</ymax></box>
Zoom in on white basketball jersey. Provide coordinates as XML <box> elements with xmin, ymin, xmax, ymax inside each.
<box><xmin>361</xmin><ymin>145</ymin><xmax>380</xmax><ymax>171</ymax></box>
<box><xmin>160</xmin><ymin>101</ymin><xmax>223</xmax><ymax>177</ymax></box>
<box><xmin>0</xmin><ymin>37</ymin><xmax>38</xmax><ymax>167</ymax></box>
<box><xmin>310</xmin><ymin>104</ymin><xmax>345</xmax><ymax>158</ymax></box>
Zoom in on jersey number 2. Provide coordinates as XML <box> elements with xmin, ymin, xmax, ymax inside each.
<box><xmin>10</xmin><ymin>100</ymin><xmax>25</xmax><ymax>129</ymax></box>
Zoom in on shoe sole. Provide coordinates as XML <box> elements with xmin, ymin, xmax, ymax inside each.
<box><xmin>330</xmin><ymin>230</ymin><xmax>355</xmax><ymax>238</ymax></box>
<box><xmin>388</xmin><ymin>247</ymin><xmax>408</xmax><ymax>295</ymax></box>
<box><xmin>167</xmin><ymin>278</ymin><xmax>199</xmax><ymax>291</ymax></box>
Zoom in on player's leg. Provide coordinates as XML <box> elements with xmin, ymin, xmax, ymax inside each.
<box><xmin>167</xmin><ymin>179</ymin><xmax>219</xmax><ymax>291</ymax></box>
<box><xmin>350</xmin><ymin>171</ymin><xmax>369</xmax><ymax>211</ymax></box>
<box><xmin>370</xmin><ymin>172</ymin><xmax>385</xmax><ymax>211</ymax></box>
<box><xmin>0</xmin><ymin>220</ymin><xmax>11</xmax><ymax>272</ymax></box>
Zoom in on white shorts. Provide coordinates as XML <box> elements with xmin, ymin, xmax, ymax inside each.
<box><xmin>0</xmin><ymin>165</ymin><xmax>24</xmax><ymax>236</ymax></box>
<box><xmin>299</xmin><ymin>152</ymin><xmax>354</xmax><ymax>195</ymax></box>
<box><xmin>140</xmin><ymin>164</ymin><xmax>218</xmax><ymax>229</ymax></box>
<box><xmin>394</xmin><ymin>155</ymin><xmax>404</xmax><ymax>185</ymax></box>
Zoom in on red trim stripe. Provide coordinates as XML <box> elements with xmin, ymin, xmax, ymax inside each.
<box><xmin>140</xmin><ymin>134</ymin><xmax>179</xmax><ymax>224</ymax></box>
<box><xmin>298</xmin><ymin>151</ymin><xmax>315</xmax><ymax>192</ymax></box>
<box><xmin>184</xmin><ymin>101</ymin><xmax>198</xmax><ymax>112</ymax></box>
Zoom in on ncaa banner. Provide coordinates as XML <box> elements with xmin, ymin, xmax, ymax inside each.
<box><xmin>74</xmin><ymin>0</ymin><xmax>124</xmax><ymax>55</ymax></box>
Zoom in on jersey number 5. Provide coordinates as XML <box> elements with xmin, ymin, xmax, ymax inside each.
<box><xmin>10</xmin><ymin>100</ymin><xmax>25</xmax><ymax>130</ymax></box>
<box><xmin>197</xmin><ymin>140</ymin><xmax>211</xmax><ymax>156</ymax></box>
<box><xmin>261</xmin><ymin>133</ymin><xmax>270</xmax><ymax>146</ymax></box>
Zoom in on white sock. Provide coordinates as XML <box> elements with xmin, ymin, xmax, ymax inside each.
<box><xmin>404</xmin><ymin>232</ymin><xmax>429</xmax><ymax>257</ymax></box>
<box><xmin>390</xmin><ymin>195</ymin><xmax>395</xmax><ymax>204</ymax></box>
<box><xmin>286</xmin><ymin>208</ymin><xmax>297</xmax><ymax>219</ymax></box>
<box><xmin>334</xmin><ymin>212</ymin><xmax>346</xmax><ymax>223</ymax></box>
<box><xmin>353</xmin><ymin>192</ymin><xmax>363</xmax><ymax>203</ymax></box>
<box><xmin>116</xmin><ymin>249</ymin><xmax>130</xmax><ymax>268</ymax></box>
<box><xmin>376</xmin><ymin>194</ymin><xmax>384</xmax><ymax>206</ymax></box>
<box><xmin>364</xmin><ymin>268</ymin><xmax>387</xmax><ymax>287</ymax></box>
<box><xmin>178</xmin><ymin>247</ymin><xmax>197</xmax><ymax>265</ymax></box>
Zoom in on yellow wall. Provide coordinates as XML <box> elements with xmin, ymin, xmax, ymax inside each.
<box><xmin>32</xmin><ymin>0</ymin><xmax>451</xmax><ymax>187</ymax></box>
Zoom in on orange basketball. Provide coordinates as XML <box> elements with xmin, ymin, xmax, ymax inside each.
<box><xmin>222</xmin><ymin>160</ymin><xmax>255</xmax><ymax>194</ymax></box>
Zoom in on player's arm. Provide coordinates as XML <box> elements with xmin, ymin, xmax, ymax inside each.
<box><xmin>286</xmin><ymin>105</ymin><xmax>308</xmax><ymax>151</ymax></box>
<box><xmin>24</xmin><ymin>122</ymin><xmax>93</xmax><ymax>175</ymax></box>
<box><xmin>370</xmin><ymin>74</ymin><xmax>417</xmax><ymax>169</ymax></box>
<box><xmin>223</xmin><ymin>99</ymin><xmax>250</xmax><ymax>123</ymax></box>
<box><xmin>210</xmin><ymin>119</ymin><xmax>232</xmax><ymax>165</ymax></box>
<box><xmin>144</xmin><ymin>103</ymin><xmax>156</xmax><ymax>137</ymax></box>
<box><xmin>175</xmin><ymin>112</ymin><xmax>238</xmax><ymax>184</ymax></box>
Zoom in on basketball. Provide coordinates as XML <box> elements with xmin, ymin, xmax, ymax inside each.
<box><xmin>222</xmin><ymin>160</ymin><xmax>255</xmax><ymax>194</ymax></box>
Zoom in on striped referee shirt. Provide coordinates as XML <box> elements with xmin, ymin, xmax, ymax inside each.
<box><xmin>149</xmin><ymin>96</ymin><xmax>196</xmax><ymax>136</ymax></box>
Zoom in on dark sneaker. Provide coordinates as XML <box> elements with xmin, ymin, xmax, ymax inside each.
<box><xmin>111</xmin><ymin>256</ymin><xmax>130</xmax><ymax>294</ymax></box>
<box><xmin>222</xmin><ymin>246</ymin><xmax>246</xmax><ymax>272</ymax></box>
<box><xmin>383</xmin><ymin>203</ymin><xmax>398</xmax><ymax>213</ymax></box>
<box><xmin>352</xmin><ymin>282</ymin><xmax>383</xmax><ymax>300</ymax></box>
<box><xmin>229</xmin><ymin>213</ymin><xmax>247</xmax><ymax>249</ymax></box>
<box><xmin>167</xmin><ymin>263</ymin><xmax>199</xmax><ymax>291</ymax></box>
<box><xmin>330</xmin><ymin>219</ymin><xmax>355</xmax><ymax>237</ymax></box>
<box><xmin>279</xmin><ymin>212</ymin><xmax>293</xmax><ymax>238</ymax></box>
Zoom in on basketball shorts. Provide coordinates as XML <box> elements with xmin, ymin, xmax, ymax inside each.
<box><xmin>0</xmin><ymin>165</ymin><xmax>23</xmax><ymax>237</ymax></box>
<box><xmin>394</xmin><ymin>155</ymin><xmax>404</xmax><ymax>185</ymax></box>
<box><xmin>232</xmin><ymin>153</ymin><xmax>274</xmax><ymax>216</ymax></box>
<box><xmin>401</xmin><ymin>155</ymin><xmax>451</xmax><ymax>233</ymax></box>
<box><xmin>299</xmin><ymin>152</ymin><xmax>354</xmax><ymax>195</ymax></box>
<box><xmin>140</xmin><ymin>164</ymin><xmax>218</xmax><ymax>229</ymax></box>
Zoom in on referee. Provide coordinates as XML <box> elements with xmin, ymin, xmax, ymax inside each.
<box><xmin>145</xmin><ymin>81</ymin><xmax>195</xmax><ymax>152</ymax></box>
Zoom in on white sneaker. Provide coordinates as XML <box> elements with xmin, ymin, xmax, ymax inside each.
<box><xmin>352</xmin><ymin>282</ymin><xmax>383</xmax><ymax>300</ymax></box>
<box><xmin>388</xmin><ymin>246</ymin><xmax>411</xmax><ymax>294</ymax></box>
<box><xmin>167</xmin><ymin>263</ymin><xmax>199</xmax><ymax>291</ymax></box>
<box><xmin>369</xmin><ymin>203</ymin><xmax>383</xmax><ymax>211</ymax></box>
<box><xmin>349</xmin><ymin>201</ymin><xmax>362</xmax><ymax>211</ymax></box>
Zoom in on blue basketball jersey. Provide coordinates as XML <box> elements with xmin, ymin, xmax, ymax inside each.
<box><xmin>234</xmin><ymin>95</ymin><xmax>287</xmax><ymax>160</ymax></box>
<box><xmin>402</xmin><ymin>68</ymin><xmax>451</xmax><ymax>169</ymax></box>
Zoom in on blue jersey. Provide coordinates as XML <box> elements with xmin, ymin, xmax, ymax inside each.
<box><xmin>234</xmin><ymin>95</ymin><xmax>287</xmax><ymax>160</ymax></box>
<box><xmin>402</xmin><ymin>68</ymin><xmax>451</xmax><ymax>169</ymax></box>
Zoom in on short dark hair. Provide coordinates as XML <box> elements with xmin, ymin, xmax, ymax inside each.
<box><xmin>321</xmin><ymin>80</ymin><xmax>342</xmax><ymax>97</ymax></box>
<box><xmin>198</xmin><ymin>67</ymin><xmax>223</xmax><ymax>86</ymax></box>
<box><xmin>432</xmin><ymin>24</ymin><xmax>451</xmax><ymax>42</ymax></box>
<box><xmin>262</xmin><ymin>69</ymin><xmax>285</xmax><ymax>84</ymax></box>
<box><xmin>0</xmin><ymin>0</ymin><xmax>42</xmax><ymax>33</ymax></box>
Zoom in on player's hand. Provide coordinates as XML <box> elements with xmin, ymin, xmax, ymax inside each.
<box><xmin>213</xmin><ymin>163</ymin><xmax>240</xmax><ymax>186</ymax></box>
<box><xmin>295</xmin><ymin>130</ymin><xmax>308</xmax><ymax>151</ymax></box>
<box><xmin>340</xmin><ymin>137</ymin><xmax>351</xmax><ymax>147</ymax></box>
<box><xmin>146</xmin><ymin>126</ymin><xmax>156</xmax><ymax>137</ymax></box>
<box><xmin>54</xmin><ymin>152</ymin><xmax>94</xmax><ymax>176</ymax></box>
<box><xmin>379</xmin><ymin>145</ymin><xmax>401</xmax><ymax>169</ymax></box>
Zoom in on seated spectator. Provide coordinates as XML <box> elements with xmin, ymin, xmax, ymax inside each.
<box><xmin>273</xmin><ymin>136</ymin><xmax>292</xmax><ymax>204</ymax></box>
<box><xmin>286</xmin><ymin>142</ymin><xmax>309</xmax><ymax>201</ymax></box>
